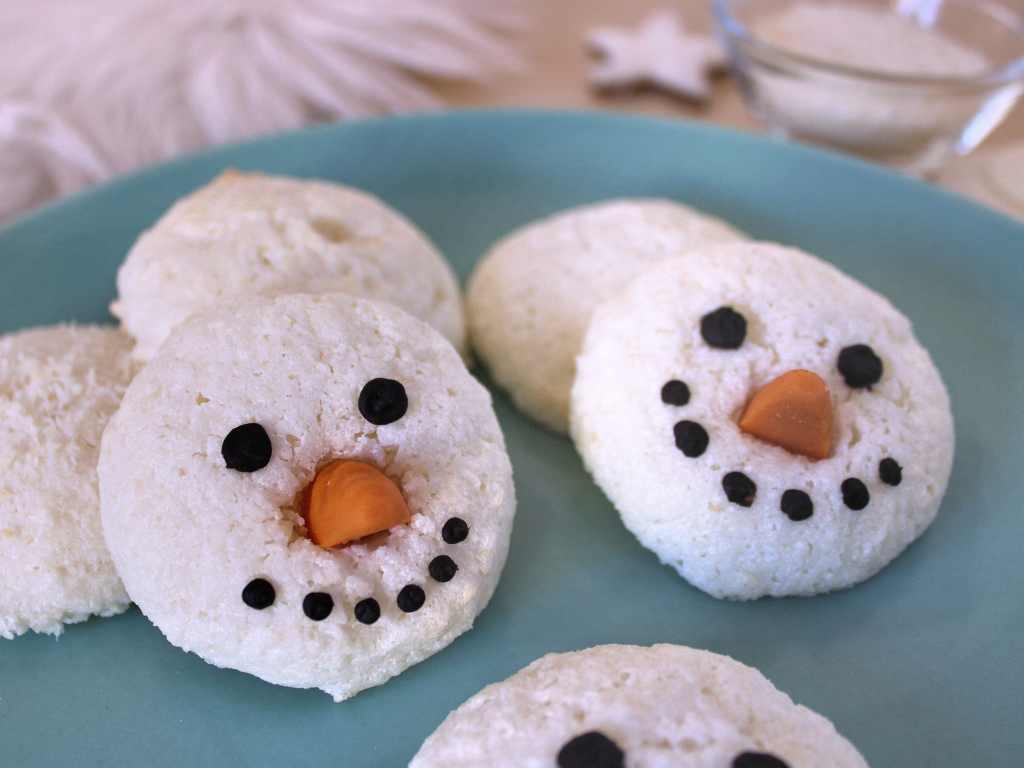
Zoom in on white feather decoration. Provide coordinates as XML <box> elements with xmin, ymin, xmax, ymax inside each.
<box><xmin>0</xmin><ymin>0</ymin><xmax>521</xmax><ymax>221</ymax></box>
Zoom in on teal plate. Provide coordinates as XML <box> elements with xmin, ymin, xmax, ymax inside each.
<box><xmin>1</xmin><ymin>110</ymin><xmax>1022</xmax><ymax>768</ymax></box>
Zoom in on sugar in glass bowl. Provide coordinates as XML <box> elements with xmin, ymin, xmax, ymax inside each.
<box><xmin>713</xmin><ymin>0</ymin><xmax>1024</xmax><ymax>175</ymax></box>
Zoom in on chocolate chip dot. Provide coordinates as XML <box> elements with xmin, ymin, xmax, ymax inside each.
<box><xmin>841</xmin><ymin>478</ymin><xmax>870</xmax><ymax>510</ymax></box>
<box><xmin>701</xmin><ymin>306</ymin><xmax>747</xmax><ymax>349</ymax></box>
<box><xmin>557</xmin><ymin>731</ymin><xmax>625</xmax><ymax>768</ymax></box>
<box><xmin>674</xmin><ymin>420</ymin><xmax>709</xmax><ymax>457</ymax></box>
<box><xmin>358</xmin><ymin>378</ymin><xmax>408</xmax><ymax>425</ymax></box>
<box><xmin>722</xmin><ymin>472</ymin><xmax>757</xmax><ymax>507</ymax></box>
<box><xmin>733</xmin><ymin>753</ymin><xmax>791</xmax><ymax>768</ymax></box>
<box><xmin>879</xmin><ymin>457</ymin><xmax>903</xmax><ymax>486</ymax></box>
<box><xmin>661</xmin><ymin>379</ymin><xmax>691</xmax><ymax>406</ymax></box>
<box><xmin>354</xmin><ymin>598</ymin><xmax>380</xmax><ymax>625</ymax></box>
<box><xmin>302</xmin><ymin>592</ymin><xmax>333</xmax><ymax>621</ymax></box>
<box><xmin>838</xmin><ymin>344</ymin><xmax>883</xmax><ymax>388</ymax></box>
<box><xmin>241</xmin><ymin>578</ymin><xmax>275</xmax><ymax>610</ymax></box>
<box><xmin>429</xmin><ymin>555</ymin><xmax>458</xmax><ymax>583</ymax></box>
<box><xmin>781</xmin><ymin>489</ymin><xmax>813</xmax><ymax>521</ymax></box>
<box><xmin>397</xmin><ymin>584</ymin><xmax>425</xmax><ymax>613</ymax></box>
<box><xmin>441</xmin><ymin>517</ymin><xmax>469</xmax><ymax>544</ymax></box>
<box><xmin>221</xmin><ymin>423</ymin><xmax>272</xmax><ymax>472</ymax></box>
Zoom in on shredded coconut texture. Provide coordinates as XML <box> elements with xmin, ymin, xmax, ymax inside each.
<box><xmin>0</xmin><ymin>325</ymin><xmax>135</xmax><ymax>639</ymax></box>
<box><xmin>570</xmin><ymin>242</ymin><xmax>954</xmax><ymax>600</ymax></box>
<box><xmin>100</xmin><ymin>294</ymin><xmax>514</xmax><ymax>701</ymax></box>
<box><xmin>467</xmin><ymin>199</ymin><xmax>746</xmax><ymax>434</ymax></box>
<box><xmin>410</xmin><ymin>644</ymin><xmax>869</xmax><ymax>768</ymax></box>
<box><xmin>113</xmin><ymin>171</ymin><xmax>466</xmax><ymax>362</ymax></box>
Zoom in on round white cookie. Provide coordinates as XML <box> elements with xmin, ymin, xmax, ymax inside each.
<box><xmin>571</xmin><ymin>242</ymin><xmax>954</xmax><ymax>600</ymax></box>
<box><xmin>99</xmin><ymin>293</ymin><xmax>515</xmax><ymax>701</ymax></box>
<box><xmin>113</xmin><ymin>170</ymin><xmax>466</xmax><ymax>362</ymax></box>
<box><xmin>410</xmin><ymin>644</ymin><xmax>869</xmax><ymax>768</ymax></box>
<box><xmin>466</xmin><ymin>199</ymin><xmax>748</xmax><ymax>433</ymax></box>
<box><xmin>0</xmin><ymin>325</ymin><xmax>135</xmax><ymax>639</ymax></box>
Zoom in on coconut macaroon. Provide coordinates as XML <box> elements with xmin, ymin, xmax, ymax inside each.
<box><xmin>570</xmin><ymin>242</ymin><xmax>954</xmax><ymax>600</ymax></box>
<box><xmin>98</xmin><ymin>293</ymin><xmax>515</xmax><ymax>701</ymax></box>
<box><xmin>112</xmin><ymin>170</ymin><xmax>466</xmax><ymax>362</ymax></box>
<box><xmin>0</xmin><ymin>325</ymin><xmax>135</xmax><ymax>639</ymax></box>
<box><xmin>466</xmin><ymin>199</ymin><xmax>748</xmax><ymax>434</ymax></box>
<box><xmin>410</xmin><ymin>644</ymin><xmax>869</xmax><ymax>768</ymax></box>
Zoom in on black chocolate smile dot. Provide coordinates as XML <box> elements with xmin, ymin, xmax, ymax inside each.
<box><xmin>701</xmin><ymin>306</ymin><xmax>747</xmax><ymax>349</ymax></box>
<box><xmin>429</xmin><ymin>555</ymin><xmax>458</xmax><ymax>583</ymax></box>
<box><xmin>674</xmin><ymin>420</ymin><xmax>709</xmax><ymax>457</ymax></box>
<box><xmin>354</xmin><ymin>598</ymin><xmax>380</xmax><ymax>625</ymax></box>
<box><xmin>879</xmin><ymin>457</ymin><xmax>903</xmax><ymax>486</ymax></box>
<box><xmin>441</xmin><ymin>517</ymin><xmax>469</xmax><ymax>544</ymax></box>
<box><xmin>557</xmin><ymin>731</ymin><xmax>625</xmax><ymax>768</ymax></box>
<box><xmin>302</xmin><ymin>592</ymin><xmax>333</xmax><ymax>621</ymax></box>
<box><xmin>838</xmin><ymin>344</ymin><xmax>883</xmax><ymax>388</ymax></box>
<box><xmin>841</xmin><ymin>477</ymin><xmax>870</xmax><ymax>510</ymax></box>
<box><xmin>723</xmin><ymin>472</ymin><xmax>757</xmax><ymax>507</ymax></box>
<box><xmin>781</xmin><ymin>489</ymin><xmax>813</xmax><ymax>521</ymax></box>
<box><xmin>221</xmin><ymin>423</ymin><xmax>272</xmax><ymax>472</ymax></box>
<box><xmin>661</xmin><ymin>379</ymin><xmax>691</xmax><ymax>406</ymax></box>
<box><xmin>397</xmin><ymin>584</ymin><xmax>425</xmax><ymax>613</ymax></box>
<box><xmin>241</xmin><ymin>578</ymin><xmax>275</xmax><ymax>610</ymax></box>
<box><xmin>358</xmin><ymin>378</ymin><xmax>408</xmax><ymax>425</ymax></box>
<box><xmin>732</xmin><ymin>752</ymin><xmax>791</xmax><ymax>768</ymax></box>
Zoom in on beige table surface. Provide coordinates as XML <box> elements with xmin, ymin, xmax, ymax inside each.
<box><xmin>435</xmin><ymin>0</ymin><xmax>1024</xmax><ymax>221</ymax></box>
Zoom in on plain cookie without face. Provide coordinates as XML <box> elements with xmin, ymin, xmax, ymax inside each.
<box><xmin>113</xmin><ymin>170</ymin><xmax>466</xmax><ymax>361</ymax></box>
<box><xmin>0</xmin><ymin>325</ymin><xmax>135</xmax><ymax>639</ymax></box>
<box><xmin>570</xmin><ymin>242</ymin><xmax>954</xmax><ymax>600</ymax></box>
<box><xmin>98</xmin><ymin>294</ymin><xmax>514</xmax><ymax>701</ymax></box>
<box><xmin>466</xmin><ymin>199</ymin><xmax>747</xmax><ymax>433</ymax></box>
<box><xmin>410</xmin><ymin>644</ymin><xmax>869</xmax><ymax>768</ymax></box>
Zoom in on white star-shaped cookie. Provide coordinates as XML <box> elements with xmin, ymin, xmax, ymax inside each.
<box><xmin>587</xmin><ymin>11</ymin><xmax>728</xmax><ymax>101</ymax></box>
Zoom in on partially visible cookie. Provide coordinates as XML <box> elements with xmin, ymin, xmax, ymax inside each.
<box><xmin>410</xmin><ymin>644</ymin><xmax>869</xmax><ymax>768</ymax></box>
<box><xmin>466</xmin><ymin>199</ymin><xmax>747</xmax><ymax>433</ymax></box>
<box><xmin>99</xmin><ymin>293</ymin><xmax>515</xmax><ymax>701</ymax></box>
<box><xmin>113</xmin><ymin>171</ymin><xmax>466</xmax><ymax>361</ymax></box>
<box><xmin>571</xmin><ymin>242</ymin><xmax>954</xmax><ymax>599</ymax></box>
<box><xmin>0</xmin><ymin>325</ymin><xmax>135</xmax><ymax>639</ymax></box>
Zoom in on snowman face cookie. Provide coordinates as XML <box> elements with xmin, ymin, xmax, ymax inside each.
<box><xmin>409</xmin><ymin>645</ymin><xmax>869</xmax><ymax>768</ymax></box>
<box><xmin>570</xmin><ymin>242</ymin><xmax>954</xmax><ymax>600</ymax></box>
<box><xmin>98</xmin><ymin>294</ymin><xmax>514</xmax><ymax>701</ymax></box>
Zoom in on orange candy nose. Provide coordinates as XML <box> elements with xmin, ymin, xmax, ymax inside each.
<box><xmin>738</xmin><ymin>369</ymin><xmax>833</xmax><ymax>460</ymax></box>
<box><xmin>302</xmin><ymin>460</ymin><xmax>411</xmax><ymax>549</ymax></box>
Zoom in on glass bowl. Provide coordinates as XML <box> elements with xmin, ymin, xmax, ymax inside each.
<box><xmin>713</xmin><ymin>0</ymin><xmax>1024</xmax><ymax>175</ymax></box>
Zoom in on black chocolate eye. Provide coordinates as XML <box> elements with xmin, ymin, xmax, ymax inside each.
<box><xmin>781</xmin><ymin>489</ymin><xmax>813</xmax><ymax>521</ymax></box>
<box><xmin>442</xmin><ymin>517</ymin><xmax>469</xmax><ymax>544</ymax></box>
<box><xmin>222</xmin><ymin>423</ymin><xmax>272</xmax><ymax>472</ymax></box>
<box><xmin>354</xmin><ymin>598</ymin><xmax>380</xmax><ymax>625</ymax></box>
<box><xmin>557</xmin><ymin>731</ymin><xmax>625</xmax><ymax>768</ymax></box>
<box><xmin>429</xmin><ymin>555</ymin><xmax>458</xmax><ymax>583</ymax></box>
<box><xmin>358</xmin><ymin>378</ymin><xmax>408</xmax><ymax>425</ymax></box>
<box><xmin>701</xmin><ymin>306</ymin><xmax>747</xmax><ymax>349</ymax></box>
<box><xmin>674</xmin><ymin>420</ymin><xmax>709</xmax><ymax>457</ymax></box>
<box><xmin>733</xmin><ymin>752</ymin><xmax>791</xmax><ymax>768</ymax></box>
<box><xmin>661</xmin><ymin>379</ymin><xmax>691</xmax><ymax>405</ymax></box>
<box><xmin>879</xmin><ymin>458</ymin><xmax>902</xmax><ymax>486</ymax></box>
<box><xmin>241</xmin><ymin>578</ymin><xmax>275</xmax><ymax>610</ymax></box>
<box><xmin>397</xmin><ymin>584</ymin><xmax>425</xmax><ymax>613</ymax></box>
<box><xmin>841</xmin><ymin>478</ymin><xmax>870</xmax><ymax>510</ymax></box>
<box><xmin>303</xmin><ymin>592</ymin><xmax>333</xmax><ymax>621</ymax></box>
<box><xmin>723</xmin><ymin>472</ymin><xmax>757</xmax><ymax>507</ymax></box>
<box><xmin>838</xmin><ymin>344</ymin><xmax>883</xmax><ymax>388</ymax></box>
